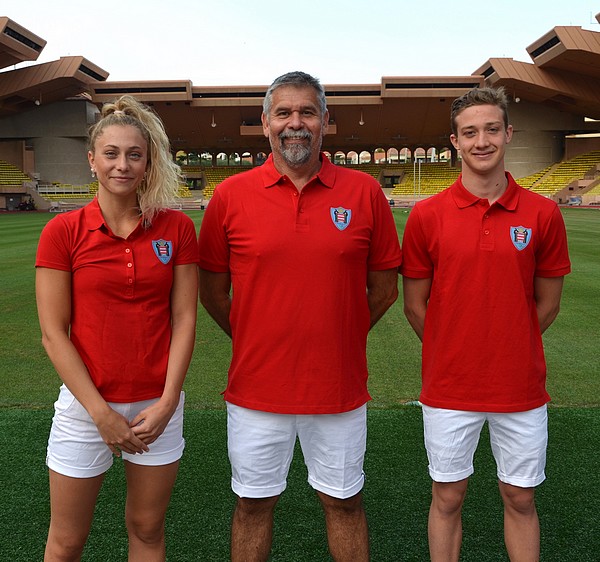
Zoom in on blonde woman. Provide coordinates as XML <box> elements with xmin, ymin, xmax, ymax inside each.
<box><xmin>36</xmin><ymin>96</ymin><xmax>198</xmax><ymax>561</ymax></box>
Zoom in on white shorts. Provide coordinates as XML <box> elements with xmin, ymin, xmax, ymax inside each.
<box><xmin>422</xmin><ymin>404</ymin><xmax>547</xmax><ymax>488</ymax></box>
<box><xmin>47</xmin><ymin>385</ymin><xmax>185</xmax><ymax>478</ymax></box>
<box><xmin>226</xmin><ymin>402</ymin><xmax>367</xmax><ymax>500</ymax></box>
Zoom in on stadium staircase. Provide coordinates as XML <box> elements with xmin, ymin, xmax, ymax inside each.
<box><xmin>514</xmin><ymin>165</ymin><xmax>554</xmax><ymax>190</ymax></box>
<box><xmin>584</xmin><ymin>182</ymin><xmax>600</xmax><ymax>205</ymax></box>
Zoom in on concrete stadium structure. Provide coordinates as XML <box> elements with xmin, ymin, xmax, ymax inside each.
<box><xmin>1</xmin><ymin>14</ymin><xmax>600</xmax><ymax>210</ymax></box>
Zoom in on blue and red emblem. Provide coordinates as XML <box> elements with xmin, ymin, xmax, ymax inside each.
<box><xmin>510</xmin><ymin>226</ymin><xmax>532</xmax><ymax>251</ymax></box>
<box><xmin>152</xmin><ymin>239</ymin><xmax>173</xmax><ymax>264</ymax></box>
<box><xmin>330</xmin><ymin>207</ymin><xmax>352</xmax><ymax>231</ymax></box>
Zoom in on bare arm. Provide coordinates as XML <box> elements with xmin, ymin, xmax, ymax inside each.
<box><xmin>36</xmin><ymin>267</ymin><xmax>148</xmax><ymax>455</ymax></box>
<box><xmin>199</xmin><ymin>269</ymin><xmax>232</xmax><ymax>337</ymax></box>
<box><xmin>131</xmin><ymin>263</ymin><xmax>198</xmax><ymax>443</ymax></box>
<box><xmin>402</xmin><ymin>277</ymin><xmax>432</xmax><ymax>341</ymax></box>
<box><xmin>534</xmin><ymin>276</ymin><xmax>565</xmax><ymax>334</ymax></box>
<box><xmin>367</xmin><ymin>268</ymin><xmax>399</xmax><ymax>329</ymax></box>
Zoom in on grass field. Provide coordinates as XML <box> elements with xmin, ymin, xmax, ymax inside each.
<box><xmin>0</xmin><ymin>207</ymin><xmax>598</xmax><ymax>560</ymax></box>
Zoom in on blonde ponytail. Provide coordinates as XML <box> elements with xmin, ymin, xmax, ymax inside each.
<box><xmin>89</xmin><ymin>95</ymin><xmax>182</xmax><ymax>224</ymax></box>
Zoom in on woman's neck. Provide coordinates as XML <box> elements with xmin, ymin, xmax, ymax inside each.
<box><xmin>96</xmin><ymin>191</ymin><xmax>141</xmax><ymax>238</ymax></box>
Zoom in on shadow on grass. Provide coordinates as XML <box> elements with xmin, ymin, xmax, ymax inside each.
<box><xmin>0</xmin><ymin>407</ymin><xmax>598</xmax><ymax>561</ymax></box>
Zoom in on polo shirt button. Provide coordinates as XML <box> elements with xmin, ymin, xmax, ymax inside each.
<box><xmin>125</xmin><ymin>248</ymin><xmax>131</xmax><ymax>253</ymax></box>
<box><xmin>484</xmin><ymin>230</ymin><xmax>490</xmax><ymax>235</ymax></box>
<box><xmin>127</xmin><ymin>262</ymin><xmax>133</xmax><ymax>268</ymax></box>
<box><xmin>128</xmin><ymin>279</ymin><xmax>133</xmax><ymax>284</ymax></box>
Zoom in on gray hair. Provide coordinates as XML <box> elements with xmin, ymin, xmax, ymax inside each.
<box><xmin>263</xmin><ymin>71</ymin><xmax>327</xmax><ymax>117</ymax></box>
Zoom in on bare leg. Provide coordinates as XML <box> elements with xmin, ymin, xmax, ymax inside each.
<box><xmin>317</xmin><ymin>491</ymin><xmax>369</xmax><ymax>562</ymax></box>
<box><xmin>498</xmin><ymin>482</ymin><xmax>540</xmax><ymax>562</ymax></box>
<box><xmin>428</xmin><ymin>479</ymin><xmax>468</xmax><ymax>562</ymax></box>
<box><xmin>231</xmin><ymin>495</ymin><xmax>279</xmax><ymax>562</ymax></box>
<box><xmin>44</xmin><ymin>469</ymin><xmax>104</xmax><ymax>562</ymax></box>
<box><xmin>124</xmin><ymin>460</ymin><xmax>180</xmax><ymax>562</ymax></box>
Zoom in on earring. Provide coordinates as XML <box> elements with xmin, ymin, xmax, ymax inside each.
<box><xmin>91</xmin><ymin>168</ymin><xmax>96</xmax><ymax>178</ymax></box>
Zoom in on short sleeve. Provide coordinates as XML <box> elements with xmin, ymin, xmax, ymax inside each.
<box><xmin>535</xmin><ymin>205</ymin><xmax>571</xmax><ymax>278</ymax></box>
<box><xmin>35</xmin><ymin>216</ymin><xmax>72</xmax><ymax>272</ymax></box>
<box><xmin>173</xmin><ymin>212</ymin><xmax>200</xmax><ymax>266</ymax></box>
<box><xmin>400</xmin><ymin>205</ymin><xmax>433</xmax><ymax>279</ymax></box>
<box><xmin>197</xmin><ymin>190</ymin><xmax>231</xmax><ymax>272</ymax></box>
<box><xmin>367</xmin><ymin>184</ymin><xmax>402</xmax><ymax>271</ymax></box>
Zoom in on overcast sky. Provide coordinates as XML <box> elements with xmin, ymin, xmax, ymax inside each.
<box><xmin>3</xmin><ymin>0</ymin><xmax>599</xmax><ymax>86</ymax></box>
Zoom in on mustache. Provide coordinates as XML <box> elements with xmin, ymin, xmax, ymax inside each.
<box><xmin>279</xmin><ymin>130</ymin><xmax>312</xmax><ymax>141</ymax></box>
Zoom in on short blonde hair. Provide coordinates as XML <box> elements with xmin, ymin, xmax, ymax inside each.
<box><xmin>89</xmin><ymin>95</ymin><xmax>182</xmax><ymax>224</ymax></box>
<box><xmin>450</xmin><ymin>87</ymin><xmax>509</xmax><ymax>135</ymax></box>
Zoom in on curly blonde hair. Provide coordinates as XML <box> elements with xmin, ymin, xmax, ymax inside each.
<box><xmin>88</xmin><ymin>95</ymin><xmax>182</xmax><ymax>224</ymax></box>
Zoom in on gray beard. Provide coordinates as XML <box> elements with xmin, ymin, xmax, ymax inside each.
<box><xmin>281</xmin><ymin>143</ymin><xmax>311</xmax><ymax>166</ymax></box>
<box><xmin>278</xmin><ymin>131</ymin><xmax>314</xmax><ymax>167</ymax></box>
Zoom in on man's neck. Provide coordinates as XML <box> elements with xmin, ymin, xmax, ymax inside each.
<box><xmin>461</xmin><ymin>169</ymin><xmax>508</xmax><ymax>204</ymax></box>
<box><xmin>273</xmin><ymin>154</ymin><xmax>322</xmax><ymax>192</ymax></box>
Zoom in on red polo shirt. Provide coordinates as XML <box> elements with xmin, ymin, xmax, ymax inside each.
<box><xmin>401</xmin><ymin>173</ymin><xmax>571</xmax><ymax>412</ymax></box>
<box><xmin>36</xmin><ymin>198</ymin><xmax>198</xmax><ymax>402</ymax></box>
<box><xmin>198</xmin><ymin>154</ymin><xmax>402</xmax><ymax>414</ymax></box>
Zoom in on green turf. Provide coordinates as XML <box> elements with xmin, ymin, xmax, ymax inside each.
<box><xmin>1</xmin><ymin>407</ymin><xmax>598</xmax><ymax>561</ymax></box>
<box><xmin>0</xmin><ymin>207</ymin><xmax>598</xmax><ymax>560</ymax></box>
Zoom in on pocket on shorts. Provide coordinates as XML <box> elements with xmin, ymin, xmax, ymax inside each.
<box><xmin>53</xmin><ymin>384</ymin><xmax>89</xmax><ymax>422</ymax></box>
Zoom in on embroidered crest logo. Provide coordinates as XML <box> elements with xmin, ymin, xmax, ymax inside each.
<box><xmin>152</xmin><ymin>239</ymin><xmax>173</xmax><ymax>264</ymax></box>
<box><xmin>510</xmin><ymin>226</ymin><xmax>532</xmax><ymax>251</ymax></box>
<box><xmin>330</xmin><ymin>207</ymin><xmax>352</xmax><ymax>231</ymax></box>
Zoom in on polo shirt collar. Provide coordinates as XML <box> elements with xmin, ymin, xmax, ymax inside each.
<box><xmin>496</xmin><ymin>173</ymin><xmax>520</xmax><ymax>211</ymax></box>
<box><xmin>260</xmin><ymin>152</ymin><xmax>335</xmax><ymax>189</ymax></box>
<box><xmin>83</xmin><ymin>197</ymin><xmax>146</xmax><ymax>235</ymax></box>
<box><xmin>83</xmin><ymin>197</ymin><xmax>108</xmax><ymax>231</ymax></box>
<box><xmin>315</xmin><ymin>154</ymin><xmax>336</xmax><ymax>188</ymax></box>
<box><xmin>451</xmin><ymin>172</ymin><xmax>520</xmax><ymax>211</ymax></box>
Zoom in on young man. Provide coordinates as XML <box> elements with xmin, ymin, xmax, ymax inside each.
<box><xmin>401</xmin><ymin>87</ymin><xmax>570</xmax><ymax>562</ymax></box>
<box><xmin>197</xmin><ymin>71</ymin><xmax>402</xmax><ymax>561</ymax></box>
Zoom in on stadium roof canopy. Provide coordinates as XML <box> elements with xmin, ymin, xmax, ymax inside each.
<box><xmin>475</xmin><ymin>24</ymin><xmax>600</xmax><ymax>120</ymax></box>
<box><xmin>0</xmin><ymin>17</ymin><xmax>108</xmax><ymax>115</ymax></box>
<box><xmin>1</xmin><ymin>14</ymin><xmax>600</xmax><ymax>154</ymax></box>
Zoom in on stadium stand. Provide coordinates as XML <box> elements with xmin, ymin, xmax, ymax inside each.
<box><xmin>4</xmin><ymin>150</ymin><xmax>598</xmax><ymax>211</ymax></box>
<box><xmin>585</xmin><ymin>183</ymin><xmax>600</xmax><ymax>205</ymax></box>
<box><xmin>35</xmin><ymin>178</ymin><xmax>196</xmax><ymax>211</ymax></box>
<box><xmin>2</xmin><ymin>15</ymin><xmax>600</xmax><ymax>210</ymax></box>
<box><xmin>513</xmin><ymin>165</ymin><xmax>554</xmax><ymax>190</ymax></box>
<box><xmin>0</xmin><ymin>160</ymin><xmax>30</xmax><ymax>186</ymax></box>
<box><xmin>201</xmin><ymin>166</ymin><xmax>252</xmax><ymax>198</ymax></box>
<box><xmin>390</xmin><ymin>163</ymin><xmax>461</xmax><ymax>197</ymax></box>
<box><xmin>342</xmin><ymin>164</ymin><xmax>383</xmax><ymax>181</ymax></box>
<box><xmin>386</xmin><ymin>152</ymin><xmax>600</xmax><ymax>200</ymax></box>
<box><xmin>529</xmin><ymin>151</ymin><xmax>600</xmax><ymax>196</ymax></box>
